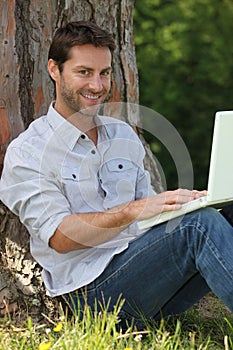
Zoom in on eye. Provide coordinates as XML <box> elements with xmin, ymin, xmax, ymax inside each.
<box><xmin>101</xmin><ymin>70</ymin><xmax>111</xmax><ymax>77</ymax></box>
<box><xmin>79</xmin><ymin>70</ymin><xmax>90</xmax><ymax>76</ymax></box>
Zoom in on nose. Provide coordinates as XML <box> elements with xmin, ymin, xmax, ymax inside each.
<box><xmin>88</xmin><ymin>74</ymin><xmax>103</xmax><ymax>92</ymax></box>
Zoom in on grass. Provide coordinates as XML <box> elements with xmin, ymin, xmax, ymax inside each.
<box><xmin>0</xmin><ymin>295</ymin><xmax>233</xmax><ymax>350</ymax></box>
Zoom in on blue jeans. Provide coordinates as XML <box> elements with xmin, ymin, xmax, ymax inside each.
<box><xmin>64</xmin><ymin>208</ymin><xmax>233</xmax><ymax>329</ymax></box>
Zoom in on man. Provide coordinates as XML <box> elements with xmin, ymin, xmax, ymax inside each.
<box><xmin>0</xmin><ymin>21</ymin><xmax>233</xmax><ymax>330</ymax></box>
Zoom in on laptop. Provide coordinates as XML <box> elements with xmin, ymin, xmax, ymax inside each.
<box><xmin>138</xmin><ymin>110</ymin><xmax>233</xmax><ymax>231</ymax></box>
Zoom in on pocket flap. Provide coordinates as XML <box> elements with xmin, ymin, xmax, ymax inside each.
<box><xmin>106</xmin><ymin>159</ymin><xmax>134</xmax><ymax>172</ymax></box>
<box><xmin>61</xmin><ymin>166</ymin><xmax>90</xmax><ymax>181</ymax></box>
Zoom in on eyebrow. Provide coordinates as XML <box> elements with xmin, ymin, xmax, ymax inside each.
<box><xmin>72</xmin><ymin>65</ymin><xmax>112</xmax><ymax>72</ymax></box>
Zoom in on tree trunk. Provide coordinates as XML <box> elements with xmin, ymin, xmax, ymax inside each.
<box><xmin>0</xmin><ymin>0</ymin><xmax>163</xmax><ymax>322</ymax></box>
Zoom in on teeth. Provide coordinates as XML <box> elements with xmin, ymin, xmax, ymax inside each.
<box><xmin>82</xmin><ymin>94</ymin><xmax>100</xmax><ymax>100</ymax></box>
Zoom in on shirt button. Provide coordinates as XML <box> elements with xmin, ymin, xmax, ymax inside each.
<box><xmin>81</xmin><ymin>134</ymin><xmax>86</xmax><ymax>139</ymax></box>
<box><xmin>91</xmin><ymin>149</ymin><xmax>96</xmax><ymax>155</ymax></box>
<box><xmin>118</xmin><ymin>164</ymin><xmax>123</xmax><ymax>169</ymax></box>
<box><xmin>72</xmin><ymin>174</ymin><xmax>76</xmax><ymax>179</ymax></box>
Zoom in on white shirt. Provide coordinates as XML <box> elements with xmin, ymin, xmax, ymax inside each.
<box><xmin>0</xmin><ymin>103</ymin><xmax>154</xmax><ymax>296</ymax></box>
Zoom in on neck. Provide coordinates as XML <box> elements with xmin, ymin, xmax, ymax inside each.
<box><xmin>85</xmin><ymin>127</ymin><xmax>98</xmax><ymax>145</ymax></box>
<box><xmin>53</xmin><ymin>102</ymin><xmax>98</xmax><ymax>145</ymax></box>
<box><xmin>64</xmin><ymin>110</ymin><xmax>98</xmax><ymax>146</ymax></box>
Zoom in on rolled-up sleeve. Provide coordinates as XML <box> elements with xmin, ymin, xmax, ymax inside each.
<box><xmin>0</xmin><ymin>144</ymin><xmax>71</xmax><ymax>245</ymax></box>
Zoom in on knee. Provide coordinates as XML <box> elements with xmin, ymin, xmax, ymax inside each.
<box><xmin>184</xmin><ymin>207</ymin><xmax>229</xmax><ymax>233</ymax></box>
<box><xmin>197</xmin><ymin>207</ymin><xmax>232</xmax><ymax>232</ymax></box>
<box><xmin>200</xmin><ymin>207</ymin><xmax>220</xmax><ymax>219</ymax></box>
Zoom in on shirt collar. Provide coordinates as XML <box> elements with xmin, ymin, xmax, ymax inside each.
<box><xmin>46</xmin><ymin>102</ymin><xmax>83</xmax><ymax>150</ymax></box>
<box><xmin>46</xmin><ymin>102</ymin><xmax>112</xmax><ymax>149</ymax></box>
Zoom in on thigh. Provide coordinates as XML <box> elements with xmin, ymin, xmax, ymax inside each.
<box><xmin>65</xmin><ymin>209</ymin><xmax>213</xmax><ymax>327</ymax></box>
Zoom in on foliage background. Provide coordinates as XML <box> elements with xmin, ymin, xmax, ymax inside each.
<box><xmin>134</xmin><ymin>0</ymin><xmax>233</xmax><ymax>189</ymax></box>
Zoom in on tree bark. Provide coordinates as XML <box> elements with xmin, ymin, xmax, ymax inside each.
<box><xmin>0</xmin><ymin>0</ymin><xmax>163</xmax><ymax>321</ymax></box>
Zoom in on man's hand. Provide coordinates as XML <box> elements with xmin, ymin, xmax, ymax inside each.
<box><xmin>129</xmin><ymin>188</ymin><xmax>207</xmax><ymax>222</ymax></box>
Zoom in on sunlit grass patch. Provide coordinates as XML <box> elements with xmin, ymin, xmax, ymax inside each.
<box><xmin>0</xmin><ymin>296</ymin><xmax>232</xmax><ymax>349</ymax></box>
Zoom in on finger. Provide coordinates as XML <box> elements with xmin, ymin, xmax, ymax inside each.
<box><xmin>165</xmin><ymin>189</ymin><xmax>193</xmax><ymax>205</ymax></box>
<box><xmin>192</xmin><ymin>190</ymin><xmax>207</xmax><ymax>199</ymax></box>
<box><xmin>162</xmin><ymin>203</ymin><xmax>183</xmax><ymax>212</ymax></box>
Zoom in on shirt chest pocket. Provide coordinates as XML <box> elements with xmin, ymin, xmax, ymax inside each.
<box><xmin>100</xmin><ymin>159</ymin><xmax>138</xmax><ymax>202</ymax></box>
<box><xmin>61</xmin><ymin>164</ymin><xmax>104</xmax><ymax>212</ymax></box>
<box><xmin>61</xmin><ymin>166</ymin><xmax>91</xmax><ymax>201</ymax></box>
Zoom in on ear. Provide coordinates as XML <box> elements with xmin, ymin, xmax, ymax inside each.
<box><xmin>48</xmin><ymin>59</ymin><xmax>60</xmax><ymax>82</ymax></box>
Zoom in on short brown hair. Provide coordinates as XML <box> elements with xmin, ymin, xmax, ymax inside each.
<box><xmin>48</xmin><ymin>21</ymin><xmax>116</xmax><ymax>73</ymax></box>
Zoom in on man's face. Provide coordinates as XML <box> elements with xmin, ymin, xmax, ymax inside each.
<box><xmin>52</xmin><ymin>44</ymin><xmax>112</xmax><ymax>117</ymax></box>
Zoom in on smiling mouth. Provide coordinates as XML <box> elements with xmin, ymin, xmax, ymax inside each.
<box><xmin>81</xmin><ymin>93</ymin><xmax>102</xmax><ymax>101</ymax></box>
